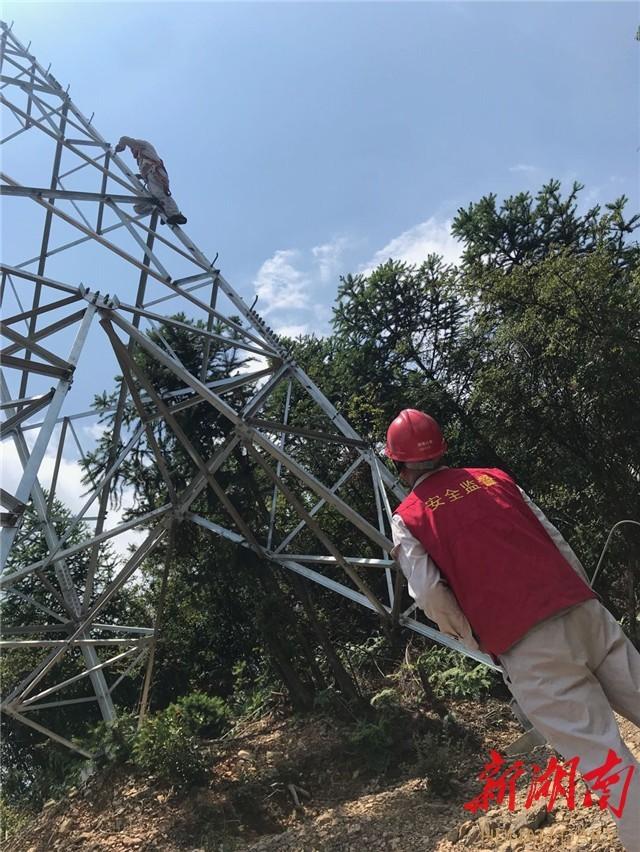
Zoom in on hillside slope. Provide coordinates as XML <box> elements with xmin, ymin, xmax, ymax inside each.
<box><xmin>7</xmin><ymin>700</ymin><xmax>639</xmax><ymax>852</ymax></box>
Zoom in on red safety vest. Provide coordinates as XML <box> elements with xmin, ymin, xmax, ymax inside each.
<box><xmin>394</xmin><ymin>467</ymin><xmax>596</xmax><ymax>655</ymax></box>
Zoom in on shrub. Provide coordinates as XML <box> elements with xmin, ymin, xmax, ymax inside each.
<box><xmin>340</xmin><ymin>634</ymin><xmax>390</xmax><ymax>673</ymax></box>
<box><xmin>347</xmin><ymin>717</ymin><xmax>394</xmax><ymax>771</ymax></box>
<box><xmin>413</xmin><ymin>731</ymin><xmax>458</xmax><ymax>796</ymax></box>
<box><xmin>133</xmin><ymin>705</ymin><xmax>207</xmax><ymax>788</ymax></box>
<box><xmin>83</xmin><ymin>712</ymin><xmax>138</xmax><ymax>764</ymax></box>
<box><xmin>369</xmin><ymin>687</ymin><xmax>402</xmax><ymax>716</ymax></box>
<box><xmin>82</xmin><ymin>693</ymin><xmax>229</xmax><ymax>787</ymax></box>
<box><xmin>416</xmin><ymin>647</ymin><xmax>493</xmax><ymax>699</ymax></box>
<box><xmin>175</xmin><ymin>692</ymin><xmax>230</xmax><ymax>738</ymax></box>
<box><xmin>231</xmin><ymin>659</ymin><xmax>275</xmax><ymax>716</ymax></box>
<box><xmin>0</xmin><ymin>798</ymin><xmax>29</xmax><ymax>842</ymax></box>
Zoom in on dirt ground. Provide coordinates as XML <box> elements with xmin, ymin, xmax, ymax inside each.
<box><xmin>7</xmin><ymin>700</ymin><xmax>639</xmax><ymax>852</ymax></box>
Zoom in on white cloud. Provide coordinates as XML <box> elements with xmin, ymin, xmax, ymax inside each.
<box><xmin>251</xmin><ymin>239</ymin><xmax>350</xmax><ymax>340</ymax></box>
<box><xmin>509</xmin><ymin>163</ymin><xmax>538</xmax><ymax>173</ymax></box>
<box><xmin>311</xmin><ymin>237</ymin><xmax>349</xmax><ymax>283</ymax></box>
<box><xmin>1</xmin><ymin>438</ymin><xmax>145</xmax><ymax>560</ymax></box>
<box><xmin>274</xmin><ymin>323</ymin><xmax>309</xmax><ymax>339</ymax></box>
<box><xmin>84</xmin><ymin>422</ymin><xmax>108</xmax><ymax>441</ymax></box>
<box><xmin>583</xmin><ymin>185</ymin><xmax>602</xmax><ymax>207</ymax></box>
<box><xmin>361</xmin><ymin>217</ymin><xmax>461</xmax><ymax>274</ymax></box>
<box><xmin>253</xmin><ymin>249</ymin><xmax>311</xmax><ymax>314</ymax></box>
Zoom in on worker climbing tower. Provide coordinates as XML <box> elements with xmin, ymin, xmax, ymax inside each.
<box><xmin>0</xmin><ymin>22</ymin><xmax>495</xmax><ymax>755</ymax></box>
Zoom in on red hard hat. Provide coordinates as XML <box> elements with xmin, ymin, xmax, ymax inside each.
<box><xmin>385</xmin><ymin>409</ymin><xmax>447</xmax><ymax>462</ymax></box>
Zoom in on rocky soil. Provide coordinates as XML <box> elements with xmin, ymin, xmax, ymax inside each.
<box><xmin>7</xmin><ymin>701</ymin><xmax>639</xmax><ymax>852</ymax></box>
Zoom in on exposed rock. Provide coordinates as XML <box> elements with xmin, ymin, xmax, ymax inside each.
<box><xmin>57</xmin><ymin>817</ymin><xmax>73</xmax><ymax>834</ymax></box>
<box><xmin>511</xmin><ymin>803</ymin><xmax>548</xmax><ymax>833</ymax></box>
<box><xmin>463</xmin><ymin>824</ymin><xmax>481</xmax><ymax>845</ymax></box>
<box><xmin>477</xmin><ymin>814</ymin><xmax>498</xmax><ymax>838</ymax></box>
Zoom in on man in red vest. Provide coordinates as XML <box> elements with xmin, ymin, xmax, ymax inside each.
<box><xmin>387</xmin><ymin>408</ymin><xmax>640</xmax><ymax>851</ymax></box>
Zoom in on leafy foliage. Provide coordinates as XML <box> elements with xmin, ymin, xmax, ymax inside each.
<box><xmin>0</xmin><ymin>797</ymin><xmax>30</xmax><ymax>843</ymax></box>
<box><xmin>174</xmin><ymin>692</ymin><xmax>231</xmax><ymax>738</ymax></box>
<box><xmin>84</xmin><ymin>695</ymin><xmax>222</xmax><ymax>788</ymax></box>
<box><xmin>413</xmin><ymin>730</ymin><xmax>462</xmax><ymax>796</ymax></box>
<box><xmin>132</xmin><ymin>705</ymin><xmax>207</xmax><ymax>788</ymax></box>
<box><xmin>347</xmin><ymin>716</ymin><xmax>395</xmax><ymax>771</ymax></box>
<box><xmin>417</xmin><ymin>648</ymin><xmax>493</xmax><ymax>699</ymax></box>
<box><xmin>6</xmin><ymin>179</ymin><xmax>639</xmax><ymax>814</ymax></box>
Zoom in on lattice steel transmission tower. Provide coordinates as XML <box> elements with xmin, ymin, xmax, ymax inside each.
<box><xmin>0</xmin><ymin>22</ymin><xmax>495</xmax><ymax>756</ymax></box>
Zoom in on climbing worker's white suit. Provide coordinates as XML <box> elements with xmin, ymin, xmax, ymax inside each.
<box><xmin>114</xmin><ymin>136</ymin><xmax>185</xmax><ymax>224</ymax></box>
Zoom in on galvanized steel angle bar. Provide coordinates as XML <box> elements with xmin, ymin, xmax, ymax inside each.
<box><xmin>0</xmin><ymin>264</ymin><xmax>85</xmax><ymax>298</ymax></box>
<box><xmin>0</xmin><ymin>488</ymin><xmax>26</xmax><ymax>512</ymax></box>
<box><xmin>267</xmin><ymin>379</ymin><xmax>292</xmax><ymax>550</ymax></box>
<box><xmin>80</xmin><ymin>214</ymin><xmax>159</xmax><ymax>609</ymax></box>
<box><xmin>106</xmin><ymin>201</ymin><xmax>170</xmax><ymax>279</ymax></box>
<box><xmin>3</xmin><ymin>586</ymin><xmax>67</xmax><ymax>623</ymax></box>
<box><xmin>0</xmin><ymin>101</ymin><xmax>61</xmax><ymax>145</ymax></box>
<box><xmin>248</xmin><ymin>416</ymin><xmax>368</xmax><ymax>448</ymax></box>
<box><xmin>0</xmin><ymin>463</ymin><xmax>165</xmax><ymax>592</ymax></box>
<box><xmin>0</xmin><ymin>307</ymin><xmax>96</xmax><ymax>570</ymax></box>
<box><xmin>1</xmin><ymin>624</ymin><xmax>72</xmax><ymax>636</ymax></box>
<box><xmin>12</xmin><ymin>520</ymin><xmax>168</xmax><ymax>706</ymax></box>
<box><xmin>17</xmin><ymin>696</ymin><xmax>99</xmax><ymax>712</ymax></box>
<box><xmin>0</xmin><ymin>355</ymin><xmax>70</xmax><ymax>379</ymax></box>
<box><xmin>244</xmin><ymin>442</ymin><xmax>389</xmax><ymax>621</ymax></box>
<box><xmin>103</xmin><ymin>322</ymin><xmax>178</xmax><ymax>505</ymax></box>
<box><xmin>38</xmin><ymin>418</ymin><xmax>145</xmax><ymax>568</ymax></box>
<box><xmin>3</xmin><ymin>708</ymin><xmax>93</xmax><ymax>758</ymax></box>
<box><xmin>55</xmin><ymin>185</ymin><xmax>96</xmax><ymax>233</ymax></box>
<box><xmin>241</xmin><ymin>363</ymin><xmax>292</xmax><ymax>418</ymax></box>
<box><xmin>67</xmin><ymin>417</ymin><xmax>99</xmax><ymax>491</ymax></box>
<box><xmin>96</xmin><ymin>148</ymin><xmax>111</xmax><ymax>233</ymax></box>
<box><xmin>1</xmin><ymin>175</ymin><xmax>173</xmax><ymax>285</ymax></box>
<box><xmin>273</xmin><ymin>454</ymin><xmax>366</xmax><ymax>555</ymax></box>
<box><xmin>115</xmin><ymin>301</ymin><xmax>276</xmax><ymax>360</ymax></box>
<box><xmin>19</xmin><ymin>97</ymin><xmax>69</xmax><ymax>402</ymax></box>
<box><xmin>101</xmin><ymin>316</ymin><xmax>263</xmax><ymax>553</ymax></box>
<box><xmin>2</xmin><ymin>292</ymin><xmax>81</xmax><ymax>326</ymax></box>
<box><xmin>1</xmin><ymin>638</ymin><xmax>151</xmax><ymax>649</ymax></box>
<box><xmin>170</xmin><ymin>434</ymin><xmax>240</xmax><ymax>515</ymax></box>
<box><xmin>0</xmin><ymin>73</ymin><xmax>55</xmax><ymax>97</ymax></box>
<box><xmin>169</xmin><ymin>368</ymin><xmax>277</xmax><ymax>414</ymax></box>
<box><xmin>108</xmin><ymin>648</ymin><xmax>148</xmax><ymax>695</ymax></box>
<box><xmin>92</xmin><ymin>623</ymin><xmax>155</xmax><ymax>636</ymax></box>
<box><xmin>199</xmin><ymin>273</ymin><xmax>220</xmax><ymax>382</ymax></box>
<box><xmin>105</xmin><ymin>311</ymin><xmax>390</xmax><ymax>552</ymax></box>
<box><xmin>19</xmin><ymin>643</ymin><xmax>151</xmax><ymax>708</ymax></box>
<box><xmin>0</xmin><ymin>97</ymin><xmax>136</xmax><ymax>193</ymax></box>
<box><xmin>1</xmin><ymin>318</ymin><xmax>80</xmax><ymax>368</ymax></box>
<box><xmin>14</xmin><ymin>215</ymin><xmax>153</xmax><ymax>271</ymax></box>
<box><xmin>0</xmin><ymin>387</ymin><xmax>54</xmax><ymax>436</ymax></box>
<box><xmin>248</xmin><ymin>431</ymin><xmax>391</xmax><ymax>553</ymax></box>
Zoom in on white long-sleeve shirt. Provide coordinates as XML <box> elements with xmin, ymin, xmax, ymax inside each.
<box><xmin>391</xmin><ymin>471</ymin><xmax>590</xmax><ymax>651</ymax></box>
<box><xmin>116</xmin><ymin>137</ymin><xmax>167</xmax><ymax>181</ymax></box>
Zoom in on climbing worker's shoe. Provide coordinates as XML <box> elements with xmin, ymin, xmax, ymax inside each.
<box><xmin>167</xmin><ymin>214</ymin><xmax>187</xmax><ymax>226</ymax></box>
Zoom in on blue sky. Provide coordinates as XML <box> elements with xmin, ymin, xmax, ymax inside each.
<box><xmin>5</xmin><ymin>0</ymin><xmax>639</xmax><ymax>339</ymax></box>
<box><xmin>2</xmin><ymin>1</ymin><xmax>638</xmax><ymax>549</ymax></box>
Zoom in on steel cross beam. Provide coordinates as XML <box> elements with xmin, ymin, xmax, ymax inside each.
<box><xmin>1</xmin><ymin>23</ymin><xmax>496</xmax><ymax>758</ymax></box>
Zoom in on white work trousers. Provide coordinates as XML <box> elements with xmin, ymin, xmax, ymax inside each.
<box><xmin>134</xmin><ymin>168</ymin><xmax>180</xmax><ymax>219</ymax></box>
<box><xmin>500</xmin><ymin>599</ymin><xmax>640</xmax><ymax>851</ymax></box>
